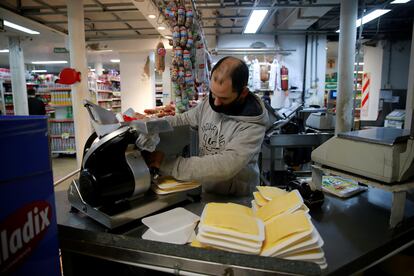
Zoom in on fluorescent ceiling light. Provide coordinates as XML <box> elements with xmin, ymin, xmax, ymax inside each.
<box><xmin>157</xmin><ymin>26</ymin><xmax>166</xmax><ymax>30</ymax></box>
<box><xmin>148</xmin><ymin>14</ymin><xmax>156</xmax><ymax>19</ymax></box>
<box><xmin>356</xmin><ymin>9</ymin><xmax>391</xmax><ymax>28</ymax></box>
<box><xmin>32</xmin><ymin>61</ymin><xmax>68</xmax><ymax>64</ymax></box>
<box><xmin>110</xmin><ymin>59</ymin><xmax>120</xmax><ymax>63</ymax></box>
<box><xmin>31</xmin><ymin>69</ymin><xmax>47</xmax><ymax>73</ymax></box>
<box><xmin>4</xmin><ymin>20</ymin><xmax>40</xmax><ymax>35</ymax></box>
<box><xmin>244</xmin><ymin>10</ymin><xmax>269</xmax><ymax>34</ymax></box>
<box><xmin>337</xmin><ymin>9</ymin><xmax>391</xmax><ymax>32</ymax></box>
<box><xmin>391</xmin><ymin>0</ymin><xmax>410</xmax><ymax>4</ymax></box>
<box><xmin>0</xmin><ymin>49</ymin><xmax>9</xmax><ymax>53</ymax></box>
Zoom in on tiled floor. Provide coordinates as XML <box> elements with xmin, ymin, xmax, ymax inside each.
<box><xmin>52</xmin><ymin>155</ymin><xmax>78</xmax><ymax>192</ymax></box>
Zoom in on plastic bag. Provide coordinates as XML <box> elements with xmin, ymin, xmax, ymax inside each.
<box><xmin>135</xmin><ymin>133</ymin><xmax>160</xmax><ymax>152</ymax></box>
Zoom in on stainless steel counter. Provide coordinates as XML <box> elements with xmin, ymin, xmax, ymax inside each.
<box><xmin>56</xmin><ymin>187</ymin><xmax>414</xmax><ymax>275</ymax></box>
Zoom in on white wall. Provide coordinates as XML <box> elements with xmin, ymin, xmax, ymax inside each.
<box><xmin>362</xmin><ymin>45</ymin><xmax>384</xmax><ymax>121</ymax></box>
<box><xmin>381</xmin><ymin>40</ymin><xmax>412</xmax><ymax>90</ymax></box>
<box><xmin>278</xmin><ymin>35</ymin><xmax>327</xmax><ymax>106</ymax></box>
<box><xmin>119</xmin><ymin>51</ymin><xmax>154</xmax><ymax>113</ymax></box>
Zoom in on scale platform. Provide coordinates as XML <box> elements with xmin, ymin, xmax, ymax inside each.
<box><xmin>68</xmin><ymin>179</ymin><xmax>200</xmax><ymax>229</ymax></box>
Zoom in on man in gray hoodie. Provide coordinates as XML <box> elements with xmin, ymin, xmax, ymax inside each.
<box><xmin>149</xmin><ymin>56</ymin><xmax>269</xmax><ymax>196</ymax></box>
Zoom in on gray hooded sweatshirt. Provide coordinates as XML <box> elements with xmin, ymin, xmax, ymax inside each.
<box><xmin>161</xmin><ymin>93</ymin><xmax>269</xmax><ymax>196</ymax></box>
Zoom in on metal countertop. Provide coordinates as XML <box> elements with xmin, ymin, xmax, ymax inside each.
<box><xmin>56</xmin><ymin>187</ymin><xmax>414</xmax><ymax>275</ymax></box>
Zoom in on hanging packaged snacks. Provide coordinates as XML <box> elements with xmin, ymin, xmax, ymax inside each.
<box><xmin>155</xmin><ymin>41</ymin><xmax>166</xmax><ymax>73</ymax></box>
<box><xmin>171</xmin><ymin>67</ymin><xmax>178</xmax><ymax>81</ymax></box>
<box><xmin>177</xmin><ymin>6</ymin><xmax>186</xmax><ymax>26</ymax></box>
<box><xmin>175</xmin><ymin>46</ymin><xmax>183</xmax><ymax>66</ymax></box>
<box><xmin>178</xmin><ymin>66</ymin><xmax>185</xmax><ymax>85</ymax></box>
<box><xmin>180</xmin><ymin>26</ymin><xmax>188</xmax><ymax>48</ymax></box>
<box><xmin>183</xmin><ymin>50</ymin><xmax>192</xmax><ymax>70</ymax></box>
<box><xmin>185</xmin><ymin>8</ymin><xmax>193</xmax><ymax>28</ymax></box>
<box><xmin>186</xmin><ymin>32</ymin><xmax>193</xmax><ymax>50</ymax></box>
<box><xmin>172</xmin><ymin>26</ymin><xmax>180</xmax><ymax>47</ymax></box>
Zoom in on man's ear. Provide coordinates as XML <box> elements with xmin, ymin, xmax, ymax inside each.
<box><xmin>240</xmin><ymin>86</ymin><xmax>249</xmax><ymax>98</ymax></box>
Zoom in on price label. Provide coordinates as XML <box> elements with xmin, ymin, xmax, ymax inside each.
<box><xmin>61</xmin><ymin>132</ymin><xmax>70</xmax><ymax>139</ymax></box>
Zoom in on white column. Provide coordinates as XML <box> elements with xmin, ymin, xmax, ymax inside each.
<box><xmin>405</xmin><ymin>22</ymin><xmax>414</xmax><ymax>134</ymax></box>
<box><xmin>66</xmin><ymin>0</ymin><xmax>91</xmax><ymax>167</ymax></box>
<box><xmin>8</xmin><ymin>36</ymin><xmax>28</xmax><ymax>115</ymax></box>
<box><xmin>119</xmin><ymin>52</ymin><xmax>155</xmax><ymax>113</ymax></box>
<box><xmin>335</xmin><ymin>0</ymin><xmax>358</xmax><ymax>134</ymax></box>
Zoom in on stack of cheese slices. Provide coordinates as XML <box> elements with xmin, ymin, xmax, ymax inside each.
<box><xmin>192</xmin><ymin>186</ymin><xmax>327</xmax><ymax>269</ymax></box>
<box><xmin>193</xmin><ymin>203</ymin><xmax>265</xmax><ymax>254</ymax></box>
<box><xmin>152</xmin><ymin>176</ymin><xmax>200</xmax><ymax>195</ymax></box>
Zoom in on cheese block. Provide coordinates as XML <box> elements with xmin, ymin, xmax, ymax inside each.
<box><xmin>253</xmin><ymin>192</ymin><xmax>269</xmax><ymax>207</ymax></box>
<box><xmin>256</xmin><ymin>186</ymin><xmax>287</xmax><ymax>200</ymax></box>
<box><xmin>156</xmin><ymin>176</ymin><xmax>198</xmax><ymax>189</ymax></box>
<box><xmin>261</xmin><ymin>211</ymin><xmax>313</xmax><ymax>256</ymax></box>
<box><xmin>151</xmin><ymin>183</ymin><xmax>200</xmax><ymax>195</ymax></box>
<box><xmin>256</xmin><ymin>190</ymin><xmax>303</xmax><ymax>222</ymax></box>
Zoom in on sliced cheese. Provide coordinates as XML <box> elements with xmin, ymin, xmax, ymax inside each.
<box><xmin>257</xmin><ymin>186</ymin><xmax>287</xmax><ymax>200</ymax></box>
<box><xmin>206</xmin><ymin>202</ymin><xmax>254</xmax><ymax>217</ymax></box>
<box><xmin>198</xmin><ymin>228</ymin><xmax>262</xmax><ymax>249</ymax></box>
<box><xmin>256</xmin><ymin>190</ymin><xmax>303</xmax><ymax>222</ymax></box>
<box><xmin>261</xmin><ymin>211</ymin><xmax>313</xmax><ymax>256</ymax></box>
<box><xmin>253</xmin><ymin>192</ymin><xmax>269</xmax><ymax>207</ymax></box>
<box><xmin>203</xmin><ymin>211</ymin><xmax>259</xmax><ymax>236</ymax></box>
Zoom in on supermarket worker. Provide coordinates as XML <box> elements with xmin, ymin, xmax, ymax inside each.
<box><xmin>143</xmin><ymin>56</ymin><xmax>269</xmax><ymax>196</ymax></box>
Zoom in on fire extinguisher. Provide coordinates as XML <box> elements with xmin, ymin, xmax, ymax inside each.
<box><xmin>281</xmin><ymin>65</ymin><xmax>289</xmax><ymax>91</ymax></box>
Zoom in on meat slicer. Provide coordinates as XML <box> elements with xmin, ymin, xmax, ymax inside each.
<box><xmin>68</xmin><ymin>101</ymin><xmax>198</xmax><ymax>229</ymax></box>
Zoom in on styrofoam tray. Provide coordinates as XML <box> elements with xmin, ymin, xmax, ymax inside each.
<box><xmin>251</xmin><ymin>200</ymin><xmax>259</xmax><ymax>212</ymax></box>
<box><xmin>142</xmin><ymin>222</ymin><xmax>196</xmax><ymax>245</ymax></box>
<box><xmin>196</xmin><ymin>233</ymin><xmax>262</xmax><ymax>254</ymax></box>
<box><xmin>283</xmin><ymin>248</ymin><xmax>325</xmax><ymax>261</ymax></box>
<box><xmin>273</xmin><ymin>227</ymin><xmax>324</xmax><ymax>257</ymax></box>
<box><xmin>151</xmin><ymin>184</ymin><xmax>200</xmax><ymax>195</ymax></box>
<box><xmin>198</xmin><ymin>228</ymin><xmax>263</xmax><ymax>249</ymax></box>
<box><xmin>142</xmin><ymin>207</ymin><xmax>200</xmax><ymax>235</ymax></box>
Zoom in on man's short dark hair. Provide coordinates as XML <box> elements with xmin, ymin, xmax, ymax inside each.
<box><xmin>27</xmin><ymin>88</ymin><xmax>36</xmax><ymax>96</ymax></box>
<box><xmin>211</xmin><ymin>57</ymin><xmax>249</xmax><ymax>95</ymax></box>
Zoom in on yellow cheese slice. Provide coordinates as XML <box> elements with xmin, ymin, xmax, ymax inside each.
<box><xmin>261</xmin><ymin>211</ymin><xmax>312</xmax><ymax>253</ymax></box>
<box><xmin>253</xmin><ymin>192</ymin><xmax>269</xmax><ymax>207</ymax></box>
<box><xmin>205</xmin><ymin>203</ymin><xmax>254</xmax><ymax>217</ymax></box>
<box><xmin>256</xmin><ymin>191</ymin><xmax>303</xmax><ymax>222</ymax></box>
<box><xmin>257</xmin><ymin>186</ymin><xmax>287</xmax><ymax>200</ymax></box>
<box><xmin>202</xmin><ymin>204</ymin><xmax>258</xmax><ymax>235</ymax></box>
<box><xmin>190</xmin><ymin>239</ymin><xmax>210</xmax><ymax>249</ymax></box>
<box><xmin>157</xmin><ymin>176</ymin><xmax>198</xmax><ymax>189</ymax></box>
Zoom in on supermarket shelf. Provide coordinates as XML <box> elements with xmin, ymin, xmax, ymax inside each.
<box><xmin>97</xmin><ymin>99</ymin><xmax>113</xmax><ymax>102</ymax></box>
<box><xmin>112</xmin><ymin>97</ymin><xmax>121</xmax><ymax>100</ymax></box>
<box><xmin>112</xmin><ymin>105</ymin><xmax>121</xmax><ymax>108</ymax></box>
<box><xmin>50</xmin><ymin>104</ymin><xmax>72</xmax><ymax>107</ymax></box>
<box><xmin>49</xmin><ymin>119</ymin><xmax>74</xmax><ymax>122</ymax></box>
<box><xmin>49</xmin><ymin>88</ymin><xmax>72</xmax><ymax>91</ymax></box>
<box><xmin>5</xmin><ymin>104</ymin><xmax>14</xmax><ymax>107</ymax></box>
<box><xmin>4</xmin><ymin>92</ymin><xmax>13</xmax><ymax>95</ymax></box>
<box><xmin>97</xmin><ymin>90</ymin><xmax>113</xmax><ymax>93</ymax></box>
